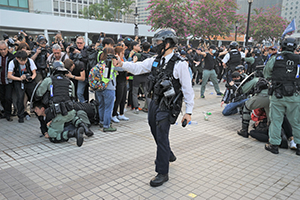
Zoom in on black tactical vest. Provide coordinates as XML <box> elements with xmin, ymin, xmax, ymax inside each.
<box><xmin>13</xmin><ymin>58</ymin><xmax>32</xmax><ymax>77</ymax></box>
<box><xmin>228</xmin><ymin>51</ymin><xmax>241</xmax><ymax>71</ymax></box>
<box><xmin>249</xmin><ymin>56</ymin><xmax>264</xmax><ymax>74</ymax></box>
<box><xmin>272</xmin><ymin>53</ymin><xmax>300</xmax><ymax>96</ymax></box>
<box><xmin>150</xmin><ymin>54</ymin><xmax>182</xmax><ymax>103</ymax></box>
<box><xmin>272</xmin><ymin>53</ymin><xmax>300</xmax><ymax>83</ymax></box>
<box><xmin>35</xmin><ymin>50</ymin><xmax>47</xmax><ymax>69</ymax></box>
<box><xmin>50</xmin><ymin>75</ymin><xmax>72</xmax><ymax>104</ymax></box>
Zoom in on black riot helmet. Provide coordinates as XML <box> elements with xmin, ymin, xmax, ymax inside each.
<box><xmin>37</xmin><ymin>35</ymin><xmax>48</xmax><ymax>43</ymax></box>
<box><xmin>281</xmin><ymin>37</ymin><xmax>298</xmax><ymax>52</ymax></box>
<box><xmin>52</xmin><ymin>61</ymin><xmax>68</xmax><ymax>75</ymax></box>
<box><xmin>152</xmin><ymin>28</ymin><xmax>178</xmax><ymax>47</ymax></box>
<box><xmin>229</xmin><ymin>41</ymin><xmax>238</xmax><ymax>49</ymax></box>
<box><xmin>152</xmin><ymin>28</ymin><xmax>178</xmax><ymax>56</ymax></box>
<box><xmin>252</xmin><ymin>49</ymin><xmax>262</xmax><ymax>56</ymax></box>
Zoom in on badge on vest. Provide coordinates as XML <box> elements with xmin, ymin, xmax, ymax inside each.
<box><xmin>57</xmin><ymin>76</ymin><xmax>63</xmax><ymax>79</ymax></box>
<box><xmin>276</xmin><ymin>55</ymin><xmax>284</xmax><ymax>60</ymax></box>
<box><xmin>152</xmin><ymin>62</ymin><xmax>159</xmax><ymax>68</ymax></box>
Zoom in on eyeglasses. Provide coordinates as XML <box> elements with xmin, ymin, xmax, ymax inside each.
<box><xmin>39</xmin><ymin>42</ymin><xmax>46</xmax><ymax>44</ymax></box>
<box><xmin>76</xmin><ymin>42</ymin><xmax>83</xmax><ymax>44</ymax></box>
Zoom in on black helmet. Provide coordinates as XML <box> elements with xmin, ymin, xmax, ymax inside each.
<box><xmin>229</xmin><ymin>41</ymin><xmax>238</xmax><ymax>49</ymax></box>
<box><xmin>152</xmin><ymin>28</ymin><xmax>178</xmax><ymax>46</ymax></box>
<box><xmin>252</xmin><ymin>49</ymin><xmax>262</xmax><ymax>56</ymax></box>
<box><xmin>124</xmin><ymin>37</ymin><xmax>133</xmax><ymax>47</ymax></box>
<box><xmin>235</xmin><ymin>65</ymin><xmax>245</xmax><ymax>71</ymax></box>
<box><xmin>281</xmin><ymin>37</ymin><xmax>298</xmax><ymax>52</ymax></box>
<box><xmin>52</xmin><ymin>61</ymin><xmax>68</xmax><ymax>75</ymax></box>
<box><xmin>37</xmin><ymin>35</ymin><xmax>47</xmax><ymax>43</ymax></box>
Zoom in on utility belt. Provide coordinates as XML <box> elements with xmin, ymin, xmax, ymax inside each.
<box><xmin>45</xmin><ymin>100</ymin><xmax>74</xmax><ymax>120</ymax></box>
<box><xmin>268</xmin><ymin>82</ymin><xmax>300</xmax><ymax>98</ymax></box>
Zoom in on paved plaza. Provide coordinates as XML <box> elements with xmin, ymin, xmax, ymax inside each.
<box><xmin>0</xmin><ymin>83</ymin><xmax>300</xmax><ymax>200</ymax></box>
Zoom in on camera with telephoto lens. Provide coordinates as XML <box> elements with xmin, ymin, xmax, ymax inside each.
<box><xmin>160</xmin><ymin>79</ymin><xmax>175</xmax><ymax>97</ymax></box>
<box><xmin>25</xmin><ymin>73</ymin><xmax>32</xmax><ymax>82</ymax></box>
<box><xmin>69</xmin><ymin>45</ymin><xmax>76</xmax><ymax>53</ymax></box>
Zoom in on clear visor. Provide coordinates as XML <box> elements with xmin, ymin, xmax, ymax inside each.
<box><xmin>152</xmin><ymin>38</ymin><xmax>162</xmax><ymax>47</ymax></box>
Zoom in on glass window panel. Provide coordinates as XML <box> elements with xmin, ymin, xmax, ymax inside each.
<box><xmin>19</xmin><ymin>0</ymin><xmax>28</xmax><ymax>8</ymax></box>
<box><xmin>60</xmin><ymin>1</ymin><xmax>65</xmax><ymax>12</ymax></box>
<box><xmin>8</xmin><ymin>0</ymin><xmax>18</xmax><ymax>6</ymax></box>
<box><xmin>0</xmin><ymin>0</ymin><xmax>9</xmax><ymax>6</ymax></box>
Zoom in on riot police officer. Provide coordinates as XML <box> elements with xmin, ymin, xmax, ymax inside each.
<box><xmin>34</xmin><ymin>61</ymin><xmax>93</xmax><ymax>147</ymax></box>
<box><xmin>114</xmin><ymin>28</ymin><xmax>194</xmax><ymax>187</ymax></box>
<box><xmin>222</xmin><ymin>41</ymin><xmax>243</xmax><ymax>83</ymax></box>
<box><xmin>263</xmin><ymin>37</ymin><xmax>300</xmax><ymax>155</ymax></box>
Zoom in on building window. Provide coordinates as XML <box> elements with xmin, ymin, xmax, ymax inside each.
<box><xmin>60</xmin><ymin>1</ymin><xmax>65</xmax><ymax>12</ymax></box>
<box><xmin>54</xmin><ymin>1</ymin><xmax>59</xmax><ymax>11</ymax></box>
<box><xmin>72</xmin><ymin>3</ymin><xmax>77</xmax><ymax>14</ymax></box>
<box><xmin>66</xmin><ymin>2</ymin><xmax>71</xmax><ymax>13</ymax></box>
<box><xmin>19</xmin><ymin>0</ymin><xmax>28</xmax><ymax>8</ymax></box>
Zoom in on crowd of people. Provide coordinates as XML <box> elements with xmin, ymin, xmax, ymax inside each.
<box><xmin>1</xmin><ymin>28</ymin><xmax>300</xmax><ymax>187</ymax></box>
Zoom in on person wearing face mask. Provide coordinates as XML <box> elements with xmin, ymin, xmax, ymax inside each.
<box><xmin>198</xmin><ymin>45</ymin><xmax>224</xmax><ymax>98</ymax></box>
<box><xmin>222</xmin><ymin>41</ymin><xmax>244</xmax><ymax>83</ymax></box>
<box><xmin>113</xmin><ymin>28</ymin><xmax>194</xmax><ymax>187</ymax></box>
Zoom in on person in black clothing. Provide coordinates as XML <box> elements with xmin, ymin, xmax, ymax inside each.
<box><xmin>198</xmin><ymin>45</ymin><xmax>224</xmax><ymax>98</ymax></box>
<box><xmin>67</xmin><ymin>36</ymin><xmax>89</xmax><ymax>102</ymax></box>
<box><xmin>31</xmin><ymin>35</ymin><xmax>50</xmax><ymax>82</ymax></box>
<box><xmin>7</xmin><ymin>51</ymin><xmax>37</xmax><ymax>123</ymax></box>
<box><xmin>63</xmin><ymin>59</ymin><xmax>86</xmax><ymax>101</ymax></box>
<box><xmin>0</xmin><ymin>40</ymin><xmax>15</xmax><ymax>121</ymax></box>
<box><xmin>193</xmin><ymin>48</ymin><xmax>204</xmax><ymax>85</ymax></box>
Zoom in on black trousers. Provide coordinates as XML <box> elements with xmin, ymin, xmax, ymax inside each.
<box><xmin>148</xmin><ymin>100</ymin><xmax>175</xmax><ymax>175</ymax></box>
<box><xmin>13</xmin><ymin>81</ymin><xmax>36</xmax><ymax>119</ymax></box>
<box><xmin>0</xmin><ymin>83</ymin><xmax>13</xmax><ymax>117</ymax></box>
<box><xmin>112</xmin><ymin>81</ymin><xmax>127</xmax><ymax>116</ymax></box>
<box><xmin>127</xmin><ymin>80</ymin><xmax>133</xmax><ymax>107</ymax></box>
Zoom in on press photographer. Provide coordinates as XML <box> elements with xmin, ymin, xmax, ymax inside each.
<box><xmin>7</xmin><ymin>50</ymin><xmax>37</xmax><ymax>123</ymax></box>
<box><xmin>31</xmin><ymin>35</ymin><xmax>50</xmax><ymax>82</ymax></box>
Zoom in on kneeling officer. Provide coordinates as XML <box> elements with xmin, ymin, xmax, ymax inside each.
<box><xmin>34</xmin><ymin>61</ymin><xmax>93</xmax><ymax>147</ymax></box>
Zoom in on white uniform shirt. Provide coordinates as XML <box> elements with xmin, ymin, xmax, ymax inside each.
<box><xmin>122</xmin><ymin>52</ymin><xmax>194</xmax><ymax>114</ymax></box>
<box><xmin>8</xmin><ymin>58</ymin><xmax>37</xmax><ymax>73</ymax></box>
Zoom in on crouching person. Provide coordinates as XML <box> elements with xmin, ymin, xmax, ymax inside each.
<box><xmin>34</xmin><ymin>61</ymin><xmax>93</xmax><ymax>146</ymax></box>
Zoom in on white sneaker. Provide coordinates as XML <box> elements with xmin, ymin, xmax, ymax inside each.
<box><xmin>134</xmin><ymin>109</ymin><xmax>139</xmax><ymax>114</ymax></box>
<box><xmin>118</xmin><ymin>115</ymin><xmax>129</xmax><ymax>121</ymax></box>
<box><xmin>289</xmin><ymin>139</ymin><xmax>297</xmax><ymax>150</ymax></box>
<box><xmin>209</xmin><ymin>81</ymin><xmax>213</xmax><ymax>86</ymax></box>
<box><xmin>111</xmin><ymin>116</ymin><xmax>120</xmax><ymax>123</ymax></box>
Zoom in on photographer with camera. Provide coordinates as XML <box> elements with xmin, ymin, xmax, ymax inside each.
<box><xmin>31</xmin><ymin>35</ymin><xmax>50</xmax><ymax>82</ymax></box>
<box><xmin>67</xmin><ymin>36</ymin><xmax>89</xmax><ymax>102</ymax></box>
<box><xmin>7</xmin><ymin>50</ymin><xmax>36</xmax><ymax>123</ymax></box>
<box><xmin>0</xmin><ymin>40</ymin><xmax>15</xmax><ymax>121</ymax></box>
<box><xmin>47</xmin><ymin>44</ymin><xmax>68</xmax><ymax>67</ymax></box>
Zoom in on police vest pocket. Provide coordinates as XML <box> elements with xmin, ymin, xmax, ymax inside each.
<box><xmin>282</xmin><ymin>84</ymin><xmax>295</xmax><ymax>96</ymax></box>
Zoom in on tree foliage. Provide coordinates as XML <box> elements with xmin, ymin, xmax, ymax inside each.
<box><xmin>81</xmin><ymin>0</ymin><xmax>134</xmax><ymax>22</ymax></box>
<box><xmin>236</xmin><ymin>6</ymin><xmax>289</xmax><ymax>43</ymax></box>
<box><xmin>146</xmin><ymin>0</ymin><xmax>238</xmax><ymax>39</ymax></box>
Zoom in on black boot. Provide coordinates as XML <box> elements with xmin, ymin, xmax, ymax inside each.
<box><xmin>78</xmin><ymin>122</ymin><xmax>94</xmax><ymax>137</ymax></box>
<box><xmin>296</xmin><ymin>144</ymin><xmax>300</xmax><ymax>156</ymax></box>
<box><xmin>265</xmin><ymin>143</ymin><xmax>279</xmax><ymax>154</ymax></box>
<box><xmin>150</xmin><ymin>174</ymin><xmax>168</xmax><ymax>187</ymax></box>
<box><xmin>68</xmin><ymin>127</ymin><xmax>84</xmax><ymax>147</ymax></box>
<box><xmin>237</xmin><ymin>123</ymin><xmax>249</xmax><ymax>138</ymax></box>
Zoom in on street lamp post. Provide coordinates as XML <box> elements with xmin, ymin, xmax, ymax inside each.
<box><xmin>134</xmin><ymin>0</ymin><xmax>139</xmax><ymax>36</ymax></box>
<box><xmin>235</xmin><ymin>21</ymin><xmax>239</xmax><ymax>42</ymax></box>
<box><xmin>245</xmin><ymin>0</ymin><xmax>253</xmax><ymax>47</ymax></box>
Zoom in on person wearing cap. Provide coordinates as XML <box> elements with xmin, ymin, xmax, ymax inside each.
<box><xmin>198</xmin><ymin>45</ymin><xmax>224</xmax><ymax>98</ymax></box>
<box><xmin>31</xmin><ymin>35</ymin><xmax>50</xmax><ymax>82</ymax></box>
<box><xmin>7</xmin><ymin>50</ymin><xmax>37</xmax><ymax>123</ymax></box>
<box><xmin>114</xmin><ymin>28</ymin><xmax>194</xmax><ymax>187</ymax></box>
